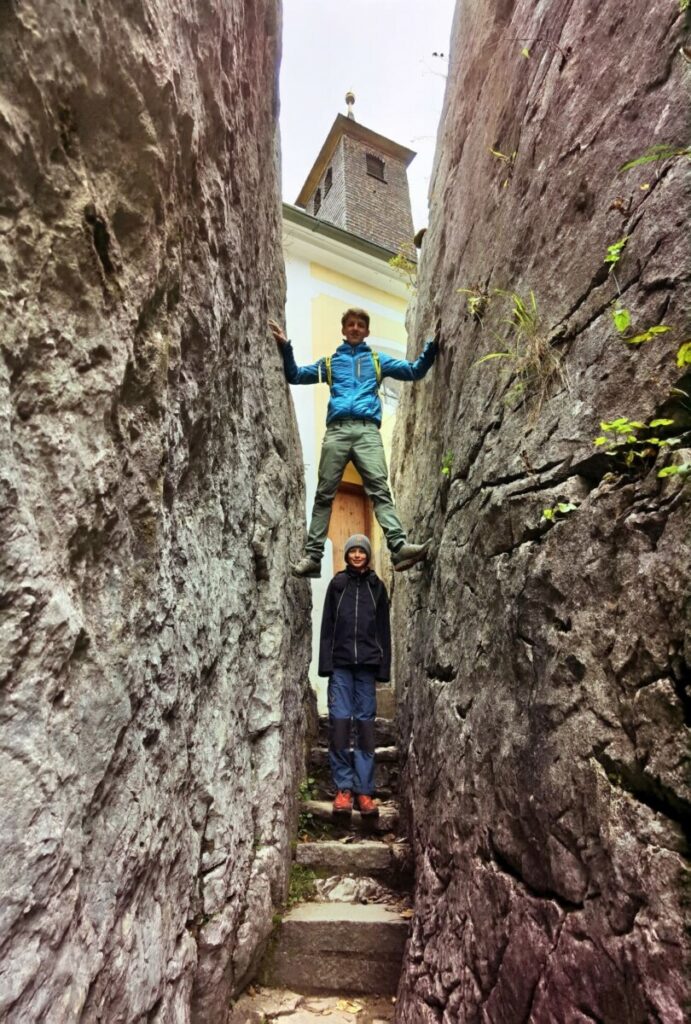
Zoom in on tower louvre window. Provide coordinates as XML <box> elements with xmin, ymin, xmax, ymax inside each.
<box><xmin>324</xmin><ymin>167</ymin><xmax>333</xmax><ymax>195</ymax></box>
<box><xmin>314</xmin><ymin>187</ymin><xmax>322</xmax><ymax>213</ymax></box>
<box><xmin>366</xmin><ymin>154</ymin><xmax>386</xmax><ymax>181</ymax></box>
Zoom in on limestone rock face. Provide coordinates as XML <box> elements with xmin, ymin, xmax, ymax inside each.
<box><xmin>0</xmin><ymin>3</ymin><xmax>311</xmax><ymax>1022</ymax></box>
<box><xmin>391</xmin><ymin>1</ymin><xmax>690</xmax><ymax>1020</ymax></box>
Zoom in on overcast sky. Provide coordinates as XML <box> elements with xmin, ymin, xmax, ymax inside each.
<box><xmin>278</xmin><ymin>0</ymin><xmax>456</xmax><ymax>231</ymax></box>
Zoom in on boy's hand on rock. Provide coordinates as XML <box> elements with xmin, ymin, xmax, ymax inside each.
<box><xmin>268</xmin><ymin>319</ymin><xmax>287</xmax><ymax>345</ymax></box>
<box><xmin>433</xmin><ymin>318</ymin><xmax>442</xmax><ymax>351</ymax></box>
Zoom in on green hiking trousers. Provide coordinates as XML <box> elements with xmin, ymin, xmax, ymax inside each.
<box><xmin>305</xmin><ymin>418</ymin><xmax>406</xmax><ymax>561</ymax></box>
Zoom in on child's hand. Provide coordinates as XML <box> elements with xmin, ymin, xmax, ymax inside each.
<box><xmin>433</xmin><ymin>317</ymin><xmax>442</xmax><ymax>351</ymax></box>
<box><xmin>268</xmin><ymin>319</ymin><xmax>287</xmax><ymax>345</ymax></box>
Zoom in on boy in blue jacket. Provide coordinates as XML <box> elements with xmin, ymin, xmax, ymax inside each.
<box><xmin>269</xmin><ymin>307</ymin><xmax>439</xmax><ymax>577</ymax></box>
<box><xmin>319</xmin><ymin>534</ymin><xmax>390</xmax><ymax>816</ymax></box>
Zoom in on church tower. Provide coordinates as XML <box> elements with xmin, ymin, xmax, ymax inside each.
<box><xmin>295</xmin><ymin>93</ymin><xmax>416</xmax><ymax>253</ymax></box>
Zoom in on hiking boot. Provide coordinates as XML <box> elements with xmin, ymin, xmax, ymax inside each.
<box><xmin>355</xmin><ymin>794</ymin><xmax>379</xmax><ymax>817</ymax></box>
<box><xmin>391</xmin><ymin>540</ymin><xmax>432</xmax><ymax>572</ymax></box>
<box><xmin>290</xmin><ymin>556</ymin><xmax>321</xmax><ymax>578</ymax></box>
<box><xmin>333</xmin><ymin>790</ymin><xmax>353</xmax><ymax>815</ymax></box>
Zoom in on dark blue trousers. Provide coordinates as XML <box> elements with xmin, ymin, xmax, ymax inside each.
<box><xmin>328</xmin><ymin>666</ymin><xmax>377</xmax><ymax>795</ymax></box>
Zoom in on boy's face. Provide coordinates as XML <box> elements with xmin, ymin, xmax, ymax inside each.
<box><xmin>342</xmin><ymin>315</ymin><xmax>370</xmax><ymax>346</ymax></box>
<box><xmin>346</xmin><ymin>546</ymin><xmax>369</xmax><ymax>571</ymax></box>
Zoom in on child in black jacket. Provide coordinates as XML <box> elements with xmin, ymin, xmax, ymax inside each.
<box><xmin>318</xmin><ymin>534</ymin><xmax>391</xmax><ymax>816</ymax></box>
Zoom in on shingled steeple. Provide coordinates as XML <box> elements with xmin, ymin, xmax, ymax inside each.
<box><xmin>295</xmin><ymin>94</ymin><xmax>416</xmax><ymax>253</ymax></box>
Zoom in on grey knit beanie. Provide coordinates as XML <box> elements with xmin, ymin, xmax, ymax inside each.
<box><xmin>343</xmin><ymin>534</ymin><xmax>372</xmax><ymax>562</ymax></box>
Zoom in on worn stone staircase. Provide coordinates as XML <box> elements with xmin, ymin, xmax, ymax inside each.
<box><xmin>230</xmin><ymin>711</ymin><xmax>411</xmax><ymax>1023</ymax></box>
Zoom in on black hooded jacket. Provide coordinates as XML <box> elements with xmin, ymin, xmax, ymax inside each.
<box><xmin>318</xmin><ymin>566</ymin><xmax>391</xmax><ymax>681</ymax></box>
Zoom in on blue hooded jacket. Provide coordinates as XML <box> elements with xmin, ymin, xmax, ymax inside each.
<box><xmin>281</xmin><ymin>339</ymin><xmax>437</xmax><ymax>427</ymax></box>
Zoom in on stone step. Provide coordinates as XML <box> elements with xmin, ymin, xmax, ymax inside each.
<box><xmin>308</xmin><ymin>745</ymin><xmax>400</xmax><ymax>800</ymax></box>
<box><xmin>317</xmin><ymin>715</ymin><xmax>396</xmax><ymax>748</ymax></box>
<box><xmin>302</xmin><ymin>799</ymin><xmax>399</xmax><ymax>836</ymax></box>
<box><xmin>229</xmin><ymin>988</ymin><xmax>394</xmax><ymax>1023</ymax></box>
<box><xmin>258</xmin><ymin>903</ymin><xmax>409</xmax><ymax>995</ymax></box>
<box><xmin>295</xmin><ymin>839</ymin><xmax>411</xmax><ymax>882</ymax></box>
<box><xmin>310</xmin><ymin>745</ymin><xmax>399</xmax><ymax>765</ymax></box>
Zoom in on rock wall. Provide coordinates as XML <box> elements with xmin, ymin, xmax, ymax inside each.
<box><xmin>0</xmin><ymin>3</ymin><xmax>311</xmax><ymax>1022</ymax></box>
<box><xmin>391</xmin><ymin>1</ymin><xmax>690</xmax><ymax>1020</ymax></box>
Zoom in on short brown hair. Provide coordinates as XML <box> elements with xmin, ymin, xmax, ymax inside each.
<box><xmin>341</xmin><ymin>307</ymin><xmax>370</xmax><ymax>328</ymax></box>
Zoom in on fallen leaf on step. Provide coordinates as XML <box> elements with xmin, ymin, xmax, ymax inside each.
<box><xmin>399</xmin><ymin>908</ymin><xmax>414</xmax><ymax>918</ymax></box>
<box><xmin>335</xmin><ymin>998</ymin><xmax>363</xmax><ymax>1013</ymax></box>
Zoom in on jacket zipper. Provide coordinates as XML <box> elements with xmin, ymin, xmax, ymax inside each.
<box><xmin>331</xmin><ymin>586</ymin><xmax>347</xmax><ymax>659</ymax></box>
<box><xmin>367</xmin><ymin>581</ymin><xmax>384</xmax><ymax>659</ymax></box>
<box><xmin>354</xmin><ymin>578</ymin><xmax>360</xmax><ymax>663</ymax></box>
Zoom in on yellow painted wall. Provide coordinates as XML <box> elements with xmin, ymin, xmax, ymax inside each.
<box><xmin>310</xmin><ymin>263</ymin><xmax>407</xmax><ymax>314</ymax></box>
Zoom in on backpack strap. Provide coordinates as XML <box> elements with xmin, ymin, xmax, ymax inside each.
<box><xmin>371</xmin><ymin>351</ymin><xmax>382</xmax><ymax>387</ymax></box>
<box><xmin>317</xmin><ymin>356</ymin><xmax>332</xmax><ymax>386</ymax></box>
<box><xmin>321</xmin><ymin>353</ymin><xmax>378</xmax><ymax>388</ymax></box>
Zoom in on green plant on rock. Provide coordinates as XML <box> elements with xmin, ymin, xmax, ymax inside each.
<box><xmin>594</xmin><ymin>416</ymin><xmax>683</xmax><ymax>467</ymax></box>
<box><xmin>297</xmin><ymin>807</ymin><xmax>314</xmax><ymax>836</ymax></box>
<box><xmin>296</xmin><ymin>775</ymin><xmax>319</xmax><ymax>839</ymax></box>
<box><xmin>287</xmin><ymin>865</ymin><xmax>317</xmax><ymax>907</ymax></box>
<box><xmin>458</xmin><ymin>285</ymin><xmax>490</xmax><ymax>323</ymax></box>
<box><xmin>618</xmin><ymin>143</ymin><xmax>691</xmax><ymax>173</ymax></box>
<box><xmin>298</xmin><ymin>776</ymin><xmax>317</xmax><ymax>801</ymax></box>
<box><xmin>604</xmin><ymin>235</ymin><xmax>672</xmax><ymax>346</ymax></box>
<box><xmin>296</xmin><ymin>779</ymin><xmax>336</xmax><ymax>841</ymax></box>
<box><xmin>611</xmin><ymin>306</ymin><xmax>631</xmax><ymax>334</ymax></box>
<box><xmin>604</xmin><ymin>235</ymin><xmax>629</xmax><ymax>270</ymax></box>
<box><xmin>604</xmin><ymin>220</ymin><xmax>675</xmax><ymax>345</ymax></box>
<box><xmin>676</xmin><ymin>341</ymin><xmax>691</xmax><ymax>368</ymax></box>
<box><xmin>591</xmin><ymin>320</ymin><xmax>691</xmax><ymax>479</ymax></box>
<box><xmin>473</xmin><ymin>289</ymin><xmax>566</xmax><ymax>418</ymax></box>
<box><xmin>514</xmin><ymin>36</ymin><xmax>572</xmax><ymax>61</ymax></box>
<box><xmin>440</xmin><ymin>450</ymin><xmax>454</xmax><ymax>477</ymax></box>
<box><xmin>541</xmin><ymin>502</ymin><xmax>578</xmax><ymax>523</ymax></box>
<box><xmin>625</xmin><ymin>325</ymin><xmax>672</xmax><ymax>346</ymax></box>
<box><xmin>488</xmin><ymin>146</ymin><xmax>517</xmax><ymax>187</ymax></box>
<box><xmin>658</xmin><ymin>463</ymin><xmax>691</xmax><ymax>479</ymax></box>
<box><xmin>610</xmin><ymin>307</ymin><xmax>671</xmax><ymax>345</ymax></box>
<box><xmin>388</xmin><ymin>243</ymin><xmax>417</xmax><ymax>290</ymax></box>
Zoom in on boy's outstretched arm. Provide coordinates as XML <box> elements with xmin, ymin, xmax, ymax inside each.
<box><xmin>379</xmin><ymin>328</ymin><xmax>441</xmax><ymax>383</ymax></box>
<box><xmin>268</xmin><ymin>319</ymin><xmax>321</xmax><ymax>385</ymax></box>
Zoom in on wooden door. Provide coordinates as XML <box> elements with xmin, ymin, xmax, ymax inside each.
<box><xmin>328</xmin><ymin>484</ymin><xmax>371</xmax><ymax>574</ymax></box>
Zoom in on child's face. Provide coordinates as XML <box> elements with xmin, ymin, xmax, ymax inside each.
<box><xmin>346</xmin><ymin>546</ymin><xmax>369</xmax><ymax>571</ymax></box>
<box><xmin>342</xmin><ymin>316</ymin><xmax>370</xmax><ymax>346</ymax></box>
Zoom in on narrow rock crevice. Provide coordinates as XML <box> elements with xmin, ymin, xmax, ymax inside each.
<box><xmin>487</xmin><ymin>834</ymin><xmax>585</xmax><ymax>914</ymax></box>
<box><xmin>592</xmin><ymin>751</ymin><xmax>691</xmax><ymax>844</ymax></box>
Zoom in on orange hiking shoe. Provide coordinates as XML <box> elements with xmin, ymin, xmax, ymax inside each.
<box><xmin>356</xmin><ymin>794</ymin><xmax>379</xmax><ymax>817</ymax></box>
<box><xmin>333</xmin><ymin>789</ymin><xmax>354</xmax><ymax>815</ymax></box>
